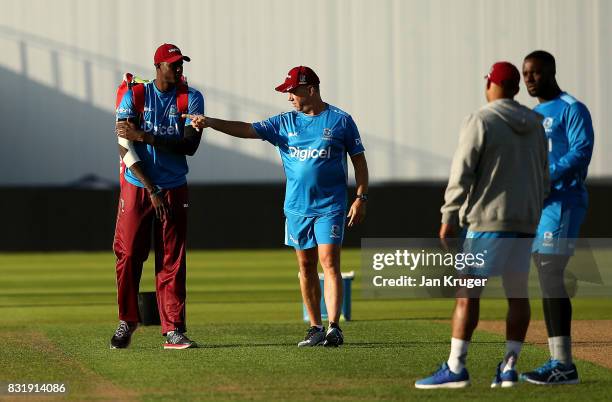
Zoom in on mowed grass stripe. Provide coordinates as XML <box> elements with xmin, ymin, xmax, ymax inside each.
<box><xmin>3</xmin><ymin>320</ymin><xmax>612</xmax><ymax>401</ymax></box>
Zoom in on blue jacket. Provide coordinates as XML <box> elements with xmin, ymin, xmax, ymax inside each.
<box><xmin>534</xmin><ymin>92</ymin><xmax>594</xmax><ymax>206</ymax></box>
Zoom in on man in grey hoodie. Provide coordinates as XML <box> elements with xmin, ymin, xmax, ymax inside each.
<box><xmin>416</xmin><ymin>62</ymin><xmax>549</xmax><ymax>389</ymax></box>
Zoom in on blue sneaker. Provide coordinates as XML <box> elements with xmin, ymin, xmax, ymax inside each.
<box><xmin>520</xmin><ymin>359</ymin><xmax>579</xmax><ymax>385</ymax></box>
<box><xmin>491</xmin><ymin>361</ymin><xmax>519</xmax><ymax>388</ymax></box>
<box><xmin>415</xmin><ymin>362</ymin><xmax>470</xmax><ymax>389</ymax></box>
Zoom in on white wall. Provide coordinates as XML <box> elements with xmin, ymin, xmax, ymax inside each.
<box><xmin>0</xmin><ymin>0</ymin><xmax>609</xmax><ymax>185</ymax></box>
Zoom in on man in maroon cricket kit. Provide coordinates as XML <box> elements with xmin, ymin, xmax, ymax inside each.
<box><xmin>112</xmin><ymin>43</ymin><xmax>204</xmax><ymax>349</ymax></box>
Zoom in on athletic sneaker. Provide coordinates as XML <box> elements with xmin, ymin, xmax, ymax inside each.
<box><xmin>297</xmin><ymin>326</ymin><xmax>326</xmax><ymax>347</ymax></box>
<box><xmin>110</xmin><ymin>320</ymin><xmax>138</xmax><ymax>349</ymax></box>
<box><xmin>520</xmin><ymin>359</ymin><xmax>579</xmax><ymax>385</ymax></box>
<box><xmin>164</xmin><ymin>329</ymin><xmax>197</xmax><ymax>350</ymax></box>
<box><xmin>323</xmin><ymin>323</ymin><xmax>344</xmax><ymax>347</ymax></box>
<box><xmin>491</xmin><ymin>361</ymin><xmax>519</xmax><ymax>388</ymax></box>
<box><xmin>415</xmin><ymin>362</ymin><xmax>470</xmax><ymax>389</ymax></box>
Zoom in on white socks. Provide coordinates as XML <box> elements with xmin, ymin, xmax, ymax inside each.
<box><xmin>448</xmin><ymin>338</ymin><xmax>469</xmax><ymax>373</ymax></box>
<box><xmin>549</xmin><ymin>336</ymin><xmax>572</xmax><ymax>365</ymax></box>
<box><xmin>502</xmin><ymin>340</ymin><xmax>523</xmax><ymax>372</ymax></box>
<box><xmin>448</xmin><ymin>339</ymin><xmax>524</xmax><ymax>373</ymax></box>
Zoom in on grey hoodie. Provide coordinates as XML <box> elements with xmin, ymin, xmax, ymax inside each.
<box><xmin>441</xmin><ymin>98</ymin><xmax>549</xmax><ymax>233</ymax></box>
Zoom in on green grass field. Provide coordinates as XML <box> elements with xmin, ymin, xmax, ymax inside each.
<box><xmin>1</xmin><ymin>250</ymin><xmax>611</xmax><ymax>401</ymax></box>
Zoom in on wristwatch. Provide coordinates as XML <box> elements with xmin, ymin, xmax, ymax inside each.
<box><xmin>356</xmin><ymin>194</ymin><xmax>368</xmax><ymax>202</ymax></box>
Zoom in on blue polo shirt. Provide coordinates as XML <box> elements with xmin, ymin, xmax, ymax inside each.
<box><xmin>252</xmin><ymin>104</ymin><xmax>365</xmax><ymax>216</ymax></box>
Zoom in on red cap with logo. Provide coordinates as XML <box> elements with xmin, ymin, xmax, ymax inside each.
<box><xmin>486</xmin><ymin>61</ymin><xmax>520</xmax><ymax>89</ymax></box>
<box><xmin>275</xmin><ymin>66</ymin><xmax>320</xmax><ymax>92</ymax></box>
<box><xmin>154</xmin><ymin>43</ymin><xmax>191</xmax><ymax>65</ymax></box>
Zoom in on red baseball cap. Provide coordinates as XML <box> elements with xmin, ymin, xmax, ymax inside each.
<box><xmin>485</xmin><ymin>61</ymin><xmax>520</xmax><ymax>89</ymax></box>
<box><xmin>275</xmin><ymin>66</ymin><xmax>320</xmax><ymax>92</ymax></box>
<box><xmin>154</xmin><ymin>43</ymin><xmax>191</xmax><ymax>65</ymax></box>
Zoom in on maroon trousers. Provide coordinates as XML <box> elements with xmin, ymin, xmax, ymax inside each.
<box><xmin>113</xmin><ymin>181</ymin><xmax>188</xmax><ymax>334</ymax></box>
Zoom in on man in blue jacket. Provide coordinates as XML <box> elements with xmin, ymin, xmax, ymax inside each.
<box><xmin>521</xmin><ymin>50</ymin><xmax>595</xmax><ymax>385</ymax></box>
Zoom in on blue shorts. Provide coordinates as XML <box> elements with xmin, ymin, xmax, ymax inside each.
<box><xmin>533</xmin><ymin>199</ymin><xmax>587</xmax><ymax>255</ymax></box>
<box><xmin>462</xmin><ymin>231</ymin><xmax>534</xmax><ymax>277</ymax></box>
<box><xmin>284</xmin><ymin>211</ymin><xmax>345</xmax><ymax>250</ymax></box>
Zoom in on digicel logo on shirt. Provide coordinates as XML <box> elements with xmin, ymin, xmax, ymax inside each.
<box><xmin>289</xmin><ymin>146</ymin><xmax>332</xmax><ymax>161</ymax></box>
<box><xmin>143</xmin><ymin>121</ymin><xmax>179</xmax><ymax>136</ymax></box>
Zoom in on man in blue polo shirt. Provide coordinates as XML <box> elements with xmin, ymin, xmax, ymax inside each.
<box><xmin>520</xmin><ymin>50</ymin><xmax>594</xmax><ymax>385</ymax></box>
<box><xmin>186</xmin><ymin>66</ymin><xmax>369</xmax><ymax>347</ymax></box>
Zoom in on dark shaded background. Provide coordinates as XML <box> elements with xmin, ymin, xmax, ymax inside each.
<box><xmin>3</xmin><ymin>180</ymin><xmax>611</xmax><ymax>251</ymax></box>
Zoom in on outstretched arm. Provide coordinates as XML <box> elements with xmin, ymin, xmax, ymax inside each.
<box><xmin>183</xmin><ymin>114</ymin><xmax>259</xmax><ymax>139</ymax></box>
